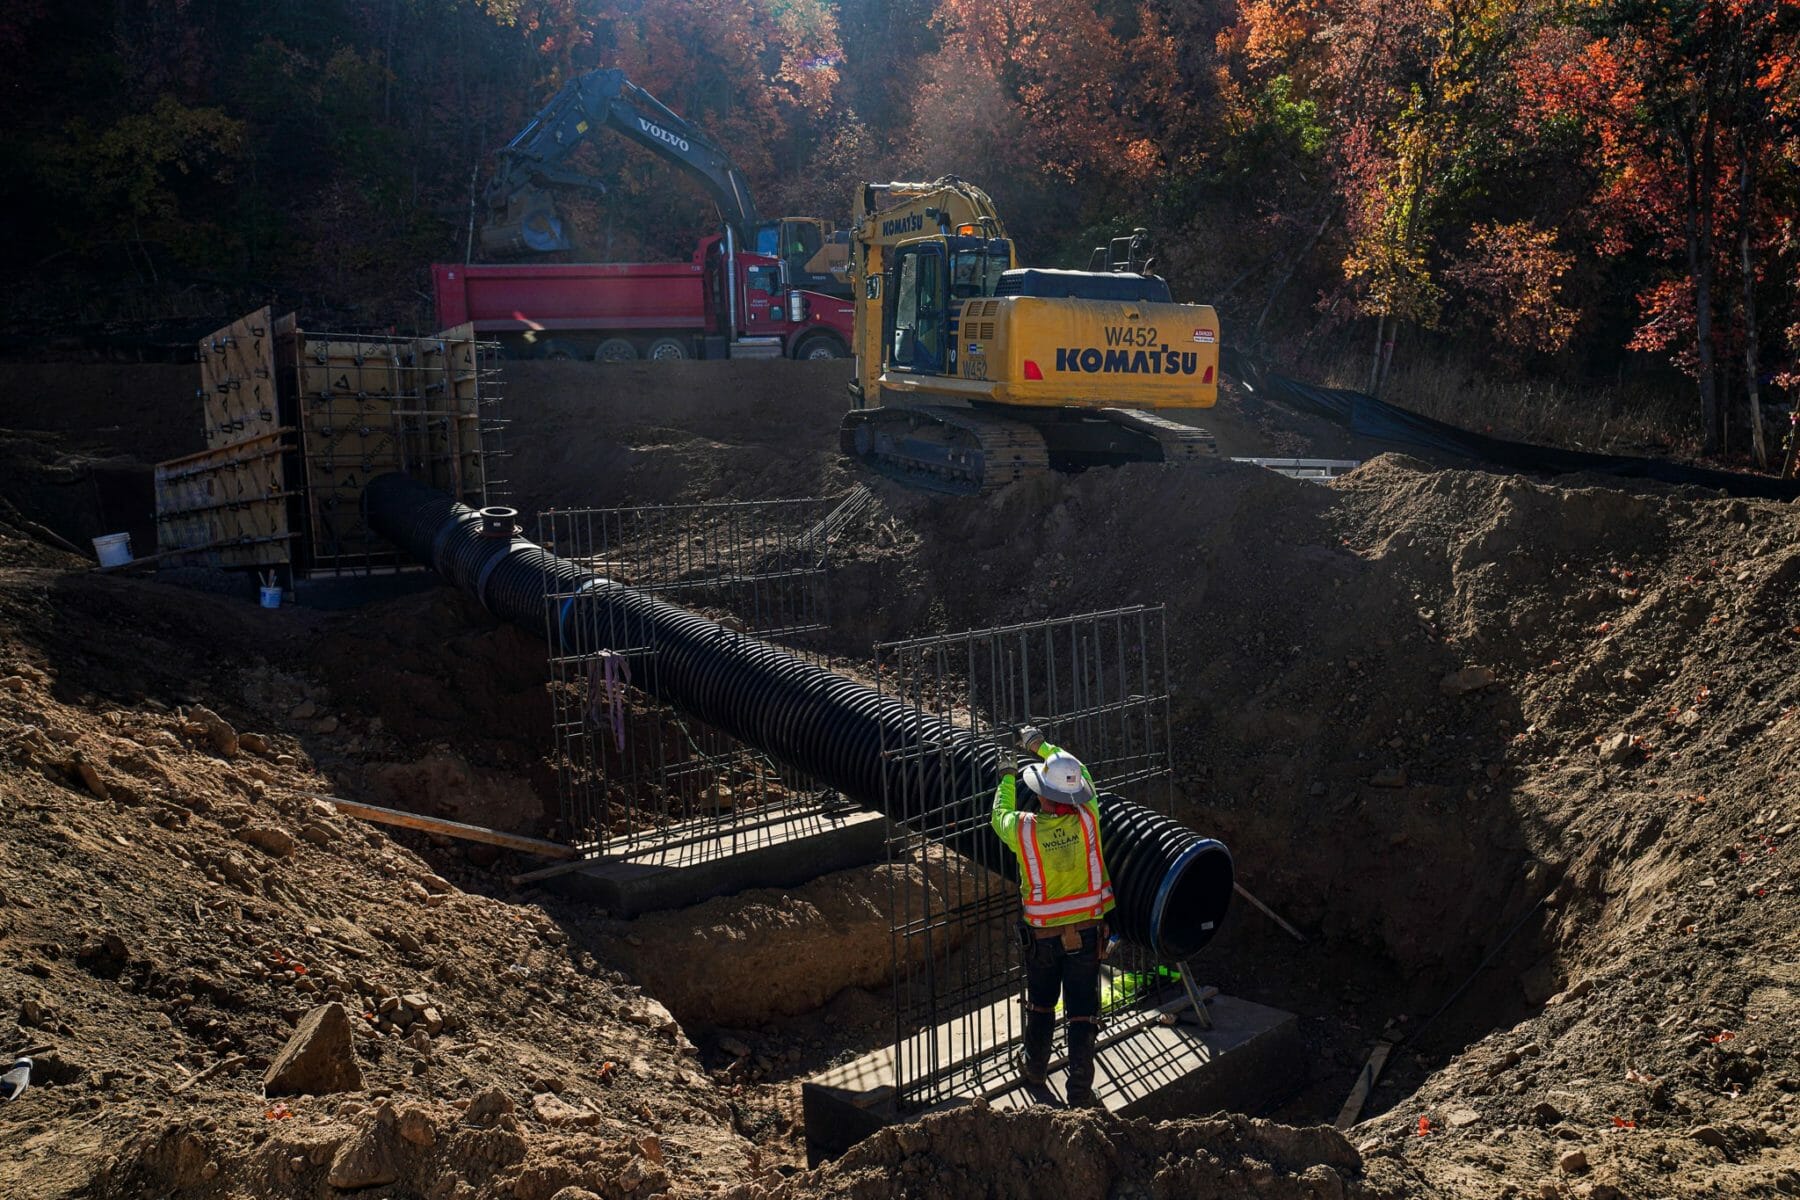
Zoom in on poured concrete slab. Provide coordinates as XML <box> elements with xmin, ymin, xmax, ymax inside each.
<box><xmin>802</xmin><ymin>990</ymin><xmax>1301</xmax><ymax>1165</ymax></box>
<box><xmin>546</xmin><ymin>808</ymin><xmax>888</xmax><ymax>915</ymax></box>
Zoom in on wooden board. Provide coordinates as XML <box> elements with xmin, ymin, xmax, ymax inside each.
<box><xmin>198</xmin><ymin>308</ymin><xmax>281</xmax><ymax>450</ymax></box>
<box><xmin>1334</xmin><ymin>1039</ymin><xmax>1394</xmax><ymax>1129</ymax></box>
<box><xmin>153</xmin><ymin>432</ymin><xmax>297</xmax><ymax>568</ymax></box>
<box><xmin>319</xmin><ymin>796</ymin><xmax>577</xmax><ymax>859</ymax></box>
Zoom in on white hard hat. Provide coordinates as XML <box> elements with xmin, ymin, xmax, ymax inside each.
<box><xmin>1021</xmin><ymin>751</ymin><xmax>1092</xmax><ymax>807</ymax></box>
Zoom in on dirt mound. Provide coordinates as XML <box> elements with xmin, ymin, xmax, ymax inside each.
<box><xmin>0</xmin><ymin>568</ymin><xmax>757</xmax><ymax>1199</ymax></box>
<box><xmin>763</xmin><ymin>1106</ymin><xmax>1415</xmax><ymax>1199</ymax></box>
<box><xmin>587</xmin><ymin>851</ymin><xmax>986</xmax><ymax>1028</ymax></box>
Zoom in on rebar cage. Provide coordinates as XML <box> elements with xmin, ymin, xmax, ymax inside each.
<box><xmin>540</xmin><ymin>488</ymin><xmax>875</xmax><ymax>860</ymax></box>
<box><xmin>875</xmin><ymin>606</ymin><xmax>1174</xmax><ymax>1112</ymax></box>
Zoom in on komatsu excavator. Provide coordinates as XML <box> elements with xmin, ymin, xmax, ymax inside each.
<box><xmin>841</xmin><ymin>177</ymin><xmax>1219</xmax><ymax>493</ymax></box>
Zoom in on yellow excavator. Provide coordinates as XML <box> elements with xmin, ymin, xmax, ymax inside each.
<box><xmin>841</xmin><ymin>177</ymin><xmax>1219</xmax><ymax>493</ymax></box>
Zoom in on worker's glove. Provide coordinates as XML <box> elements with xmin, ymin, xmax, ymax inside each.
<box><xmin>992</xmin><ymin>743</ymin><xmax>1017</xmax><ymax>778</ymax></box>
<box><xmin>1017</xmin><ymin>725</ymin><xmax>1045</xmax><ymax>754</ymax></box>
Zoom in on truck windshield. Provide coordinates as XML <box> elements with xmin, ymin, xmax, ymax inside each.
<box><xmin>950</xmin><ymin>248</ymin><xmax>1007</xmax><ymax>300</ymax></box>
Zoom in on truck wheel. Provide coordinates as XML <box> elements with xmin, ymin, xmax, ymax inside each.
<box><xmin>595</xmin><ymin>338</ymin><xmax>638</xmax><ymax>363</ymax></box>
<box><xmin>795</xmin><ymin>334</ymin><xmax>847</xmax><ymax>360</ymax></box>
<box><xmin>645</xmin><ymin>337</ymin><xmax>689</xmax><ymax>361</ymax></box>
<box><xmin>537</xmin><ymin>338</ymin><xmax>580</xmax><ymax>360</ymax></box>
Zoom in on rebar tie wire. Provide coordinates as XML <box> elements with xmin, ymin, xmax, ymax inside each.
<box><xmin>585</xmin><ymin>650</ymin><xmax>631</xmax><ymax>753</ymax></box>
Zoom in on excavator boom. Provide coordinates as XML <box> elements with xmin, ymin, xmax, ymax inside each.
<box><xmin>482</xmin><ymin>68</ymin><xmax>758</xmax><ymax>255</ymax></box>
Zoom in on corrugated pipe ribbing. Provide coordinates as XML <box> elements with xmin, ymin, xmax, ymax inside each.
<box><xmin>364</xmin><ymin>473</ymin><xmax>1232</xmax><ymax>961</ymax></box>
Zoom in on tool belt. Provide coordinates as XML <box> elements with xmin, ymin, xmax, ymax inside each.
<box><xmin>1019</xmin><ymin>917</ymin><xmax>1108</xmax><ymax>953</ymax></box>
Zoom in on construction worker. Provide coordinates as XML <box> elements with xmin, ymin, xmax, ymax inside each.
<box><xmin>990</xmin><ymin>725</ymin><xmax>1113</xmax><ymax>1108</ymax></box>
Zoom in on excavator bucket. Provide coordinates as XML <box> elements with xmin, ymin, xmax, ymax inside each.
<box><xmin>480</xmin><ymin>183</ymin><xmax>572</xmax><ymax>256</ymax></box>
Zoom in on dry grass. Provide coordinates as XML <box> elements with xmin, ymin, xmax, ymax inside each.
<box><xmin>1313</xmin><ymin>352</ymin><xmax>1701</xmax><ymax>458</ymax></box>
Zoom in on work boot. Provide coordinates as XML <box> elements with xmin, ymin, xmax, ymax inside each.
<box><xmin>1064</xmin><ymin>1020</ymin><xmax>1101</xmax><ymax>1108</ymax></box>
<box><xmin>1020</xmin><ymin>1008</ymin><xmax>1054</xmax><ymax>1086</ymax></box>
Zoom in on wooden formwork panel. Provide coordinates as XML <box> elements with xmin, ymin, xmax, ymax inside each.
<box><xmin>198</xmin><ymin>308</ymin><xmax>280</xmax><ymax>450</ymax></box>
<box><xmin>296</xmin><ymin>338</ymin><xmax>407</xmax><ymax>567</ymax></box>
<box><xmin>409</xmin><ymin>322</ymin><xmax>487</xmax><ymax>505</ymax></box>
<box><xmin>164</xmin><ymin>307</ymin><xmax>499</xmax><ymax>580</ymax></box>
<box><xmin>154</xmin><ymin>432</ymin><xmax>296</xmax><ymax>568</ymax></box>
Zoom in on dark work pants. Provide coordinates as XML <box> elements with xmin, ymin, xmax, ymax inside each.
<box><xmin>1025</xmin><ymin>926</ymin><xmax>1102</xmax><ymax>1019</ymax></box>
<box><xmin>1022</xmin><ymin>925</ymin><xmax>1103</xmax><ymax>1102</ymax></box>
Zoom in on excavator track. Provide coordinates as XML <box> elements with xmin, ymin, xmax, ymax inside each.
<box><xmin>840</xmin><ymin>406</ymin><xmax>1052</xmax><ymax>495</ymax></box>
<box><xmin>1095</xmin><ymin>408</ymin><xmax>1218</xmax><ymax>462</ymax></box>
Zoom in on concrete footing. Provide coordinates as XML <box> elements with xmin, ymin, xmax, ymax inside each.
<box><xmin>545</xmin><ymin>808</ymin><xmax>888</xmax><ymax>916</ymax></box>
<box><xmin>801</xmin><ymin>990</ymin><xmax>1302</xmax><ymax>1165</ymax></box>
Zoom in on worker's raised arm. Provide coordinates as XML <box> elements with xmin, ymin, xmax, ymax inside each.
<box><xmin>990</xmin><ymin>760</ymin><xmax>1024</xmax><ymax>852</ymax></box>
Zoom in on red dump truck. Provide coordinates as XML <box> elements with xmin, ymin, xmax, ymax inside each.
<box><xmin>432</xmin><ymin>235</ymin><xmax>855</xmax><ymax>363</ymax></box>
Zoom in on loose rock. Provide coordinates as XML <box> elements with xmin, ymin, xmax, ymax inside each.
<box><xmin>188</xmin><ymin>706</ymin><xmax>239</xmax><ymax>758</ymax></box>
<box><xmin>236</xmin><ymin>825</ymin><xmax>297</xmax><ymax>858</ymax></box>
<box><xmin>263</xmin><ymin>1002</ymin><xmax>364</xmax><ymax>1096</ymax></box>
<box><xmin>1439</xmin><ymin>666</ymin><xmax>1497</xmax><ymax>696</ymax></box>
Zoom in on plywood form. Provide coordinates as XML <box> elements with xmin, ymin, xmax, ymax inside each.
<box><xmin>153</xmin><ymin>432</ymin><xmax>297</xmax><ymax>568</ymax></box>
<box><xmin>197</xmin><ymin>308</ymin><xmax>282</xmax><ymax>450</ymax></box>
<box><xmin>159</xmin><ymin>307</ymin><xmax>499</xmax><ymax>579</ymax></box>
<box><xmin>407</xmin><ymin>323</ymin><xmax>487</xmax><ymax>505</ymax></box>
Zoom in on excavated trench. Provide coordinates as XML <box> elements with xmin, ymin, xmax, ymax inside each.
<box><xmin>15</xmin><ymin>360</ymin><xmax>1793</xmax><ymax>1192</ymax></box>
<box><xmin>269</xmin><ymin>458</ymin><xmax>1560</xmax><ymax>1135</ymax></box>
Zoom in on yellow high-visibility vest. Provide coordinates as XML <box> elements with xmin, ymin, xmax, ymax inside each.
<box><xmin>990</xmin><ymin>743</ymin><xmax>1115</xmax><ymax>928</ymax></box>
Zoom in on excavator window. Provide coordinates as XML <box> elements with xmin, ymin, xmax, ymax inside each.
<box><xmin>787</xmin><ymin>220</ymin><xmax>823</xmax><ymax>259</ymax></box>
<box><xmin>950</xmin><ymin>247</ymin><xmax>1007</xmax><ymax>299</ymax></box>
<box><xmin>888</xmin><ymin>243</ymin><xmax>945</xmax><ymax>374</ymax></box>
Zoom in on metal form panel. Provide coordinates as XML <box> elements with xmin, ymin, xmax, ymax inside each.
<box><xmin>875</xmin><ymin>606</ymin><xmax>1174</xmax><ymax>1112</ymax></box>
<box><xmin>540</xmin><ymin>488</ymin><xmax>875</xmax><ymax>857</ymax></box>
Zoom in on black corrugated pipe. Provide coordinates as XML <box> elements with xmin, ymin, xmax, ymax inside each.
<box><xmin>365</xmin><ymin>473</ymin><xmax>1233</xmax><ymax>962</ymax></box>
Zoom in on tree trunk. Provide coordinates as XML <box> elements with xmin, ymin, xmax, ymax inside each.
<box><xmin>1254</xmin><ymin>203</ymin><xmax>1339</xmax><ymax>341</ymax></box>
<box><xmin>1736</xmin><ymin>126</ymin><xmax>1767</xmax><ymax>469</ymax></box>
<box><xmin>1679</xmin><ymin>114</ymin><xmax>1721</xmax><ymax>455</ymax></box>
<box><xmin>1368</xmin><ymin>313</ymin><xmax>1387</xmax><ymax>395</ymax></box>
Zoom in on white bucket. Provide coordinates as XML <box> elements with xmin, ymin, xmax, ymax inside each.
<box><xmin>259</xmin><ymin>586</ymin><xmax>282</xmax><ymax>610</ymax></box>
<box><xmin>92</xmin><ymin>532</ymin><xmax>132</xmax><ymax>568</ymax></box>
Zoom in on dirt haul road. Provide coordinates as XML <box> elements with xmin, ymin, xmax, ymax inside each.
<box><xmin>0</xmin><ymin>358</ymin><xmax>1795</xmax><ymax>1199</ymax></box>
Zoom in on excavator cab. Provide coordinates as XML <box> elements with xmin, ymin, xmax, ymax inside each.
<box><xmin>882</xmin><ymin>234</ymin><xmax>1013</xmax><ymax>376</ymax></box>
